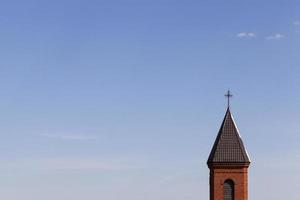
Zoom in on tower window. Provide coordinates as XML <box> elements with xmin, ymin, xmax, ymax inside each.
<box><xmin>224</xmin><ymin>179</ymin><xmax>234</xmax><ymax>200</ymax></box>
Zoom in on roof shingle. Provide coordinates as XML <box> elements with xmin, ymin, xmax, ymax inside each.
<box><xmin>207</xmin><ymin>108</ymin><xmax>250</xmax><ymax>165</ymax></box>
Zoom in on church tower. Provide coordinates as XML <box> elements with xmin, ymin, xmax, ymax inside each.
<box><xmin>207</xmin><ymin>91</ymin><xmax>250</xmax><ymax>200</ymax></box>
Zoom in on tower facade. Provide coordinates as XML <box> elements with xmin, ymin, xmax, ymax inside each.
<box><xmin>207</xmin><ymin>108</ymin><xmax>250</xmax><ymax>200</ymax></box>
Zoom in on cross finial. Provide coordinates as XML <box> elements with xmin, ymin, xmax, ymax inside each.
<box><xmin>225</xmin><ymin>90</ymin><xmax>233</xmax><ymax>108</ymax></box>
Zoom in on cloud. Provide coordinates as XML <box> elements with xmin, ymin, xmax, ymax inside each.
<box><xmin>1</xmin><ymin>158</ymin><xmax>137</xmax><ymax>173</ymax></box>
<box><xmin>40</xmin><ymin>158</ymin><xmax>133</xmax><ymax>171</ymax></box>
<box><xmin>40</xmin><ymin>133</ymin><xmax>95</xmax><ymax>140</ymax></box>
<box><xmin>266</xmin><ymin>33</ymin><xmax>285</xmax><ymax>40</ymax></box>
<box><xmin>293</xmin><ymin>21</ymin><xmax>300</xmax><ymax>26</ymax></box>
<box><xmin>236</xmin><ymin>32</ymin><xmax>256</xmax><ymax>38</ymax></box>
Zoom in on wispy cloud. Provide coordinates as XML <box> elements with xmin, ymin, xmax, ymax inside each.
<box><xmin>236</xmin><ymin>32</ymin><xmax>256</xmax><ymax>38</ymax></box>
<box><xmin>266</xmin><ymin>33</ymin><xmax>285</xmax><ymax>40</ymax></box>
<box><xmin>40</xmin><ymin>158</ymin><xmax>133</xmax><ymax>171</ymax></box>
<box><xmin>1</xmin><ymin>158</ymin><xmax>138</xmax><ymax>173</ymax></box>
<box><xmin>40</xmin><ymin>133</ymin><xmax>95</xmax><ymax>140</ymax></box>
<box><xmin>293</xmin><ymin>21</ymin><xmax>300</xmax><ymax>26</ymax></box>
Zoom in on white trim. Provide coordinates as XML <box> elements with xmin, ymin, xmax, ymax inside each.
<box><xmin>230</xmin><ymin>111</ymin><xmax>252</xmax><ymax>162</ymax></box>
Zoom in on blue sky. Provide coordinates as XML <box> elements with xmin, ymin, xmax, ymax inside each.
<box><xmin>0</xmin><ymin>0</ymin><xmax>300</xmax><ymax>199</ymax></box>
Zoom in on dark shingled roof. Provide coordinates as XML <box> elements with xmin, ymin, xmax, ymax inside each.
<box><xmin>207</xmin><ymin>108</ymin><xmax>250</xmax><ymax>165</ymax></box>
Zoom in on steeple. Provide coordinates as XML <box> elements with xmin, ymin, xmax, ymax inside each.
<box><xmin>207</xmin><ymin>96</ymin><xmax>250</xmax><ymax>166</ymax></box>
<box><xmin>207</xmin><ymin>92</ymin><xmax>251</xmax><ymax>200</ymax></box>
<box><xmin>207</xmin><ymin>108</ymin><xmax>250</xmax><ymax>165</ymax></box>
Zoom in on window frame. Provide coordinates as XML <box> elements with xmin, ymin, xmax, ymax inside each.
<box><xmin>224</xmin><ymin>179</ymin><xmax>235</xmax><ymax>200</ymax></box>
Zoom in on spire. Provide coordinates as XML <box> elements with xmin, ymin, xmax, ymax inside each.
<box><xmin>207</xmin><ymin>100</ymin><xmax>250</xmax><ymax>166</ymax></box>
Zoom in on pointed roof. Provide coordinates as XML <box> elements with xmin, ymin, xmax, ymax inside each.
<box><xmin>207</xmin><ymin>108</ymin><xmax>250</xmax><ymax>165</ymax></box>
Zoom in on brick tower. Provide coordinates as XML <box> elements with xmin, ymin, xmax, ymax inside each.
<box><xmin>207</xmin><ymin>92</ymin><xmax>250</xmax><ymax>200</ymax></box>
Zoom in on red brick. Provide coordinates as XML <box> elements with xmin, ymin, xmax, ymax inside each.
<box><xmin>208</xmin><ymin>164</ymin><xmax>249</xmax><ymax>200</ymax></box>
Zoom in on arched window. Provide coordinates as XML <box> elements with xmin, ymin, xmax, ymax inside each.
<box><xmin>224</xmin><ymin>179</ymin><xmax>234</xmax><ymax>200</ymax></box>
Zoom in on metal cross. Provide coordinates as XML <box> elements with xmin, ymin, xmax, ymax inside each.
<box><xmin>225</xmin><ymin>90</ymin><xmax>233</xmax><ymax>108</ymax></box>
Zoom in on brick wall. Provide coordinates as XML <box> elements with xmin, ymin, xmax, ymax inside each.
<box><xmin>209</xmin><ymin>165</ymin><xmax>249</xmax><ymax>200</ymax></box>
